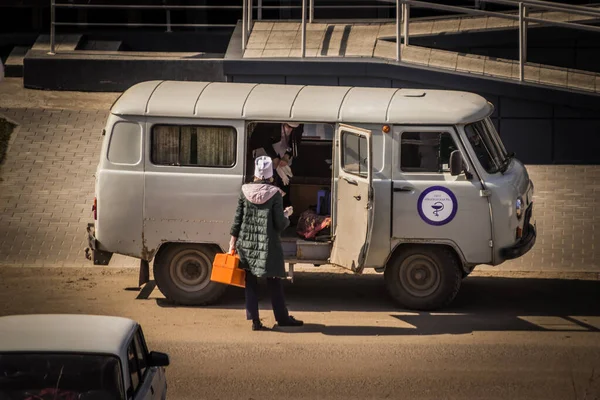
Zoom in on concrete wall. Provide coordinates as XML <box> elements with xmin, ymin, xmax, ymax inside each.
<box><xmin>225</xmin><ymin>60</ymin><xmax>600</xmax><ymax>272</ymax></box>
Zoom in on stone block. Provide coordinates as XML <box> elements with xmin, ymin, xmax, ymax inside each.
<box><xmin>458</xmin><ymin>17</ymin><xmax>487</xmax><ymax>32</ymax></box>
<box><xmin>428</xmin><ymin>49</ymin><xmax>458</xmax><ymax>71</ymax></box>
<box><xmin>261</xmin><ymin>49</ymin><xmax>291</xmax><ymax>58</ymax></box>
<box><xmin>272</xmin><ymin>22</ymin><xmax>300</xmax><ymax>31</ymax></box>
<box><xmin>456</xmin><ymin>53</ymin><xmax>485</xmax><ymax>74</ymax></box>
<box><xmin>484</xmin><ymin>58</ymin><xmax>514</xmax><ymax>79</ymax></box>
<box><xmin>539</xmin><ymin>66</ymin><xmax>568</xmax><ymax>87</ymax></box>
<box><xmin>432</xmin><ymin>19</ymin><xmax>460</xmax><ymax>34</ymax></box>
<box><xmin>410</xmin><ymin>21</ymin><xmax>434</xmax><ymax>35</ymax></box>
<box><xmin>403</xmin><ymin>46</ymin><xmax>431</xmax><ymax>66</ymax></box>
<box><xmin>567</xmin><ymin>70</ymin><xmax>596</xmax><ymax>92</ymax></box>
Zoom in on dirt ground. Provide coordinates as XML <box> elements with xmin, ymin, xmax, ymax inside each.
<box><xmin>1</xmin><ymin>266</ymin><xmax>599</xmax><ymax>399</ymax></box>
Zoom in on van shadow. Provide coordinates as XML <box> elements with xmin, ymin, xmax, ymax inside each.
<box><xmin>153</xmin><ymin>272</ymin><xmax>600</xmax><ymax>336</ymax></box>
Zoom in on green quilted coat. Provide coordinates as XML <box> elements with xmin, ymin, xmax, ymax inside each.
<box><xmin>230</xmin><ymin>183</ymin><xmax>290</xmax><ymax>278</ymax></box>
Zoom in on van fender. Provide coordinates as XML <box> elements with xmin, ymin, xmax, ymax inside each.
<box><xmin>150</xmin><ymin>240</ymin><xmax>224</xmax><ymax>264</ymax></box>
<box><xmin>384</xmin><ymin>239</ymin><xmax>473</xmax><ymax>275</ymax></box>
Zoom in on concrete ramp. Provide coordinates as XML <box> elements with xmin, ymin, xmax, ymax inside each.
<box><xmin>242</xmin><ymin>21</ymin><xmax>600</xmax><ymax>96</ymax></box>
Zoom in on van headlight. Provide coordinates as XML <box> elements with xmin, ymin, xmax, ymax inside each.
<box><xmin>516</xmin><ymin>197</ymin><xmax>523</xmax><ymax>220</ymax></box>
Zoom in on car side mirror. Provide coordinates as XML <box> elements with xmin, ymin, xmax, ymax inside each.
<box><xmin>449</xmin><ymin>150</ymin><xmax>464</xmax><ymax>176</ymax></box>
<box><xmin>148</xmin><ymin>351</ymin><xmax>170</xmax><ymax>367</ymax></box>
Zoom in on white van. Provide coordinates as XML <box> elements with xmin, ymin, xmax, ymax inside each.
<box><xmin>86</xmin><ymin>80</ymin><xmax>536</xmax><ymax>311</ymax></box>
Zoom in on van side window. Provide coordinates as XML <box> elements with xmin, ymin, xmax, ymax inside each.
<box><xmin>400</xmin><ymin>132</ymin><xmax>457</xmax><ymax>173</ymax></box>
<box><xmin>151</xmin><ymin>125</ymin><xmax>236</xmax><ymax>167</ymax></box>
<box><xmin>341</xmin><ymin>131</ymin><xmax>368</xmax><ymax>178</ymax></box>
<box><xmin>108</xmin><ymin>122</ymin><xmax>142</xmax><ymax>165</ymax></box>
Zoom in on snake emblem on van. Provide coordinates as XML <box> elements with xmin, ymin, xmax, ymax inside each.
<box><xmin>418</xmin><ymin>186</ymin><xmax>458</xmax><ymax>226</ymax></box>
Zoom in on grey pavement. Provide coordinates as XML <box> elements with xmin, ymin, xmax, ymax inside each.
<box><xmin>0</xmin><ymin>78</ymin><xmax>132</xmax><ymax>267</ymax></box>
<box><xmin>0</xmin><ymin>78</ymin><xmax>599</xmax><ymax>273</ymax></box>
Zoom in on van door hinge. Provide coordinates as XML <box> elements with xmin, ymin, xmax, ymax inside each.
<box><xmin>480</xmin><ymin>189</ymin><xmax>491</xmax><ymax>197</ymax></box>
<box><xmin>489</xmin><ymin>240</ymin><xmax>493</xmax><ymax>248</ymax></box>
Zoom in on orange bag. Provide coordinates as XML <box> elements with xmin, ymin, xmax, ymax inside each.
<box><xmin>211</xmin><ymin>252</ymin><xmax>246</xmax><ymax>288</ymax></box>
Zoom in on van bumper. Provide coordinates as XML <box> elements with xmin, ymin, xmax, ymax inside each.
<box><xmin>85</xmin><ymin>223</ymin><xmax>113</xmax><ymax>265</ymax></box>
<box><xmin>499</xmin><ymin>222</ymin><xmax>536</xmax><ymax>261</ymax></box>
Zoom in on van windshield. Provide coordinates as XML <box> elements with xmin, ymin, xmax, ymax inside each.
<box><xmin>464</xmin><ymin>118</ymin><xmax>512</xmax><ymax>174</ymax></box>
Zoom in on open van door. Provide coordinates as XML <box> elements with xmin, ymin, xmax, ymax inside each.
<box><xmin>329</xmin><ymin>124</ymin><xmax>374</xmax><ymax>273</ymax></box>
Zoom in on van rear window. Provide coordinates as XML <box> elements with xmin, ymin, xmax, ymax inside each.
<box><xmin>151</xmin><ymin>125</ymin><xmax>236</xmax><ymax>167</ymax></box>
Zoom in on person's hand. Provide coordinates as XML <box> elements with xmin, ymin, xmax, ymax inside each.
<box><xmin>228</xmin><ymin>236</ymin><xmax>237</xmax><ymax>255</ymax></box>
<box><xmin>284</xmin><ymin>206</ymin><xmax>294</xmax><ymax>218</ymax></box>
<box><xmin>278</xmin><ymin>159</ymin><xmax>288</xmax><ymax>168</ymax></box>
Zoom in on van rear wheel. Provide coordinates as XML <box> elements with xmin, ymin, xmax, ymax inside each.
<box><xmin>384</xmin><ymin>246</ymin><xmax>462</xmax><ymax>311</ymax></box>
<box><xmin>153</xmin><ymin>244</ymin><xmax>227</xmax><ymax>306</ymax></box>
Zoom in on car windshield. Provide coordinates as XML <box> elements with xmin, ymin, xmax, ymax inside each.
<box><xmin>464</xmin><ymin>117</ymin><xmax>511</xmax><ymax>174</ymax></box>
<box><xmin>0</xmin><ymin>353</ymin><xmax>124</xmax><ymax>400</ymax></box>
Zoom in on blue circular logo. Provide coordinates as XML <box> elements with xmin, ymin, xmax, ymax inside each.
<box><xmin>417</xmin><ymin>186</ymin><xmax>458</xmax><ymax>226</ymax></box>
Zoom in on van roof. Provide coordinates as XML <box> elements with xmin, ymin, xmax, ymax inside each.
<box><xmin>111</xmin><ymin>80</ymin><xmax>493</xmax><ymax>125</ymax></box>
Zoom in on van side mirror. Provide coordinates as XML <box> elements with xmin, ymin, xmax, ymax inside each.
<box><xmin>148</xmin><ymin>351</ymin><xmax>170</xmax><ymax>367</ymax></box>
<box><xmin>449</xmin><ymin>150</ymin><xmax>464</xmax><ymax>176</ymax></box>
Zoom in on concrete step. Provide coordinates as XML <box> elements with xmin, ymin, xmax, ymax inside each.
<box><xmin>5</xmin><ymin>46</ymin><xmax>29</xmax><ymax>77</ymax></box>
<box><xmin>78</xmin><ymin>40</ymin><xmax>123</xmax><ymax>51</ymax></box>
<box><xmin>31</xmin><ymin>34</ymin><xmax>83</xmax><ymax>52</ymax></box>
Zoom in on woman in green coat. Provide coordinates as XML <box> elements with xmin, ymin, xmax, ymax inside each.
<box><xmin>229</xmin><ymin>156</ymin><xmax>304</xmax><ymax>331</ymax></box>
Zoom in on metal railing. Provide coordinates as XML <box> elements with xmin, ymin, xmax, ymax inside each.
<box><xmin>239</xmin><ymin>0</ymin><xmax>600</xmax><ymax>83</ymax></box>
<box><xmin>50</xmin><ymin>0</ymin><xmax>600</xmax><ymax>79</ymax></box>
<box><xmin>395</xmin><ymin>0</ymin><xmax>600</xmax><ymax>81</ymax></box>
<box><xmin>49</xmin><ymin>0</ymin><xmax>400</xmax><ymax>55</ymax></box>
<box><xmin>49</xmin><ymin>1</ymin><xmax>241</xmax><ymax>54</ymax></box>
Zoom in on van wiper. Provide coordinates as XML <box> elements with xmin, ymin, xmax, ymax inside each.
<box><xmin>499</xmin><ymin>152</ymin><xmax>515</xmax><ymax>173</ymax></box>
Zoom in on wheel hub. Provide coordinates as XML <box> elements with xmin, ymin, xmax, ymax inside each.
<box><xmin>169</xmin><ymin>250</ymin><xmax>212</xmax><ymax>293</ymax></box>
<box><xmin>399</xmin><ymin>254</ymin><xmax>441</xmax><ymax>298</ymax></box>
<box><xmin>182</xmin><ymin>261</ymin><xmax>202</xmax><ymax>279</ymax></box>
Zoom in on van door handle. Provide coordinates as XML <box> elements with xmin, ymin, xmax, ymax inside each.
<box><xmin>353</xmin><ymin>195</ymin><xmax>361</xmax><ymax>201</ymax></box>
<box><xmin>394</xmin><ymin>186</ymin><xmax>414</xmax><ymax>192</ymax></box>
<box><xmin>342</xmin><ymin>176</ymin><xmax>358</xmax><ymax>186</ymax></box>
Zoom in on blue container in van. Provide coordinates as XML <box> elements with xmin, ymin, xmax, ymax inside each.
<box><xmin>317</xmin><ymin>189</ymin><xmax>331</xmax><ymax>215</ymax></box>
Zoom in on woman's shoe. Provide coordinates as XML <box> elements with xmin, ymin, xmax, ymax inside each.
<box><xmin>277</xmin><ymin>315</ymin><xmax>304</xmax><ymax>327</ymax></box>
<box><xmin>252</xmin><ymin>319</ymin><xmax>265</xmax><ymax>331</ymax></box>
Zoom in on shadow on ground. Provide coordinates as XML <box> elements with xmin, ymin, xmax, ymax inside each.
<box><xmin>151</xmin><ymin>272</ymin><xmax>600</xmax><ymax>336</ymax></box>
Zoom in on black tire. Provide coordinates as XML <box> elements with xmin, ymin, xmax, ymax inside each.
<box><xmin>153</xmin><ymin>243</ymin><xmax>227</xmax><ymax>306</ymax></box>
<box><xmin>384</xmin><ymin>245</ymin><xmax>462</xmax><ymax>311</ymax></box>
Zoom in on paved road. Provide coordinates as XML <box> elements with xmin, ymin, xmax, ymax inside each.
<box><xmin>1</xmin><ymin>266</ymin><xmax>599</xmax><ymax>399</ymax></box>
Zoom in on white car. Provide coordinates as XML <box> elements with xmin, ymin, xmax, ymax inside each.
<box><xmin>0</xmin><ymin>314</ymin><xmax>169</xmax><ymax>400</ymax></box>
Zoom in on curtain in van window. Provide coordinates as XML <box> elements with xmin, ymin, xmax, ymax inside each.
<box><xmin>152</xmin><ymin>125</ymin><xmax>179</xmax><ymax>165</ymax></box>
<box><xmin>193</xmin><ymin>126</ymin><xmax>235</xmax><ymax>167</ymax></box>
<box><xmin>152</xmin><ymin>125</ymin><xmax>236</xmax><ymax>167</ymax></box>
<box><xmin>180</xmin><ymin>127</ymin><xmax>194</xmax><ymax>165</ymax></box>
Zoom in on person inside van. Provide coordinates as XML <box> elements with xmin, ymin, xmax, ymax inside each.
<box><xmin>249</xmin><ymin>122</ymin><xmax>305</xmax><ymax>208</ymax></box>
<box><xmin>229</xmin><ymin>156</ymin><xmax>304</xmax><ymax>331</ymax></box>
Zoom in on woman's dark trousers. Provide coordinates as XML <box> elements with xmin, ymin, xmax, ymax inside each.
<box><xmin>245</xmin><ymin>271</ymin><xmax>289</xmax><ymax>322</ymax></box>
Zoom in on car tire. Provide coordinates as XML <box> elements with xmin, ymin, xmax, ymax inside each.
<box><xmin>384</xmin><ymin>246</ymin><xmax>462</xmax><ymax>311</ymax></box>
<box><xmin>153</xmin><ymin>243</ymin><xmax>227</xmax><ymax>306</ymax></box>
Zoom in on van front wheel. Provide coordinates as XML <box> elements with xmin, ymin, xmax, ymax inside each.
<box><xmin>153</xmin><ymin>244</ymin><xmax>227</xmax><ymax>306</ymax></box>
<box><xmin>384</xmin><ymin>246</ymin><xmax>462</xmax><ymax>311</ymax></box>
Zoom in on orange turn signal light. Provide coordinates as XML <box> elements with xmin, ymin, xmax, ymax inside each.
<box><xmin>382</xmin><ymin>125</ymin><xmax>391</xmax><ymax>133</ymax></box>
